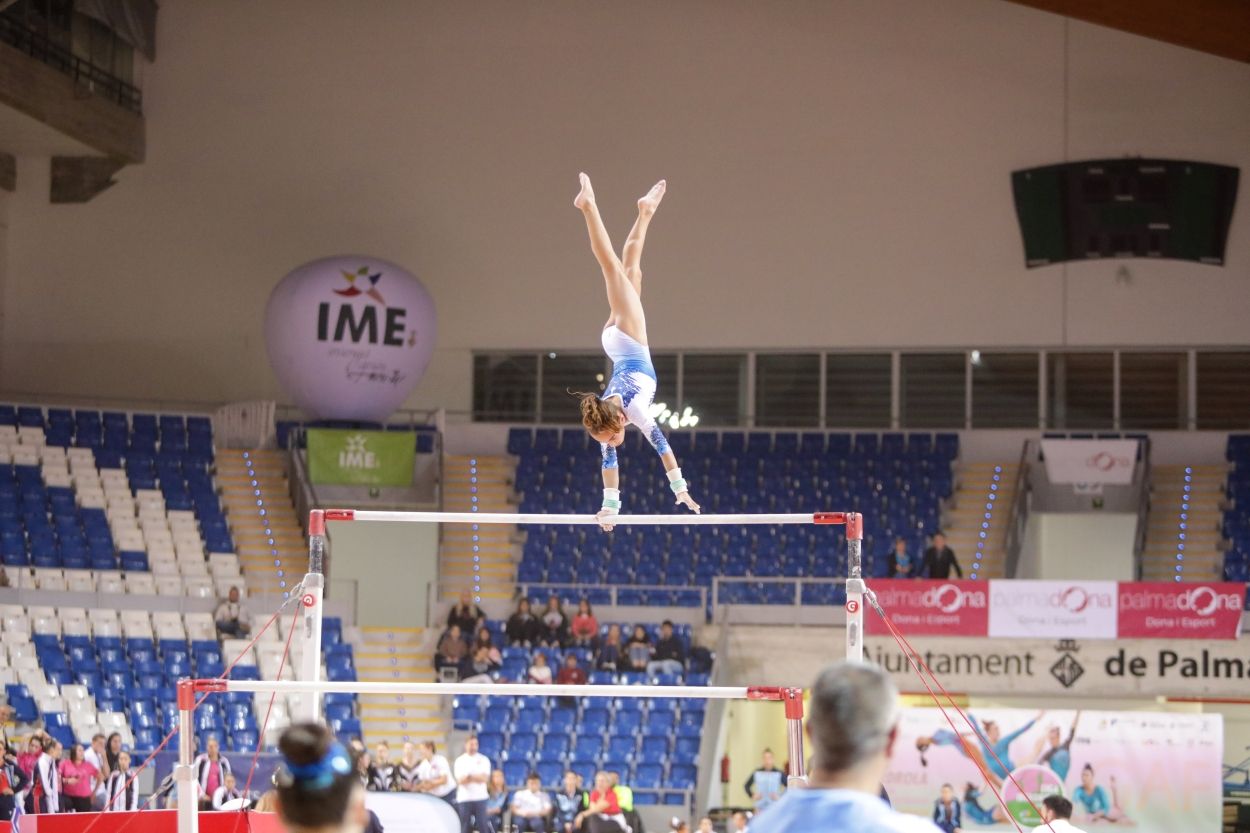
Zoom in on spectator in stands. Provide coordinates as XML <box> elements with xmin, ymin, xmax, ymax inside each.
<box><xmin>697</xmin><ymin>819</ymin><xmax>714</xmax><ymax>833</ymax></box>
<box><xmin>356</xmin><ymin>751</ymin><xmax>372</xmax><ymax>789</ymax></box>
<box><xmin>932</xmin><ymin>783</ymin><xmax>961</xmax><ymax>833</ymax></box>
<box><xmin>194</xmin><ymin>736</ymin><xmax>232</xmax><ymax>811</ymax></box>
<box><xmin>105</xmin><ymin>732</ymin><xmax>123</xmax><ymax>774</ymax></box>
<box><xmin>596</xmin><ymin>624</ymin><xmax>624</xmax><ymax>671</ymax></box>
<box><xmin>1032</xmin><ymin>794</ymin><xmax>1085</xmax><ymax>833</ymax></box>
<box><xmin>607</xmin><ymin>771</ymin><xmax>638</xmax><ymax>829</ymax></box>
<box><xmin>84</xmin><ymin>733</ymin><xmax>109</xmax><ymax>809</ymax></box>
<box><xmin>554</xmin><ymin>770</ymin><xmax>587</xmax><ymax>833</ymax></box>
<box><xmin>570</xmin><ymin>599</ymin><xmax>599</xmax><ymax>648</ymax></box>
<box><xmin>35</xmin><ymin>737</ymin><xmax>62</xmax><ymax>814</ymax></box>
<box><xmin>731</xmin><ymin>810</ymin><xmax>751</xmax><ymax>832</ymax></box>
<box><xmin>647</xmin><ymin>620</ymin><xmax>686</xmax><ymax>677</ymax></box>
<box><xmin>921</xmin><ymin>532</ymin><xmax>962</xmax><ymax>579</ymax></box>
<box><xmin>556</xmin><ymin>654</ymin><xmax>588</xmax><ymax>686</ymax></box>
<box><xmin>626</xmin><ymin>625</ymin><xmax>653</xmax><ymax>672</ymax></box>
<box><xmin>473</xmin><ymin>626</ymin><xmax>504</xmax><ymax>665</ymax></box>
<box><xmin>436</xmin><ymin>625</ymin><xmax>469</xmax><ymax>676</ymax></box>
<box><xmin>529</xmin><ymin>652</ymin><xmax>554</xmax><ymax>684</ymax></box>
<box><xmin>0</xmin><ymin>744</ymin><xmax>29</xmax><ymax>821</ymax></box>
<box><xmin>416</xmin><ymin>740</ymin><xmax>457</xmax><ymax>805</ymax></box>
<box><xmin>213</xmin><ymin>772</ymin><xmax>245</xmax><ymax>809</ymax></box>
<box><xmin>104</xmin><ymin>750</ymin><xmax>139</xmax><ymax>812</ymax></box>
<box><xmin>461</xmin><ymin>644</ymin><xmax>502</xmax><ymax>683</ymax></box>
<box><xmin>59</xmin><ymin>742</ymin><xmax>99</xmax><ymax>812</ymax></box>
<box><xmin>747</xmin><ymin>661</ymin><xmax>935</xmax><ymax>833</ymax></box>
<box><xmin>395</xmin><ymin>742</ymin><xmax>421</xmax><ymax>792</ymax></box>
<box><xmin>887</xmin><ymin>537</ymin><xmax>918</xmax><ymax>579</ymax></box>
<box><xmin>369</xmin><ymin>742</ymin><xmax>395</xmax><ymax>791</ymax></box>
<box><xmin>507</xmin><ymin>598</ymin><xmax>541</xmax><ymax>647</ymax></box>
<box><xmin>0</xmin><ymin>704</ymin><xmax>12</xmax><ymax>754</ymax></box>
<box><xmin>214</xmin><ymin>586</ymin><xmax>252</xmax><ymax>637</ymax></box>
<box><xmin>540</xmin><ymin>595</ymin><xmax>570</xmax><ymax>647</ymax></box>
<box><xmin>273</xmin><ymin>723</ymin><xmax>368</xmax><ymax>833</ymax></box>
<box><xmin>580</xmin><ymin>770</ymin><xmax>629</xmax><ymax>833</ymax></box>
<box><xmin>453</xmin><ymin>735</ymin><xmax>494</xmax><ymax>833</ymax></box>
<box><xmin>18</xmin><ymin>734</ymin><xmax>46</xmax><ymax>813</ymax></box>
<box><xmin>486</xmin><ymin>769</ymin><xmax>510</xmax><ymax>830</ymax></box>
<box><xmin>449</xmin><ymin>591</ymin><xmax>486</xmax><ymax>634</ymax></box>
<box><xmin>671</xmin><ymin>820</ymin><xmax>690</xmax><ymax>833</ymax></box>
<box><xmin>745</xmin><ymin>748</ymin><xmax>787</xmax><ymax>812</ymax></box>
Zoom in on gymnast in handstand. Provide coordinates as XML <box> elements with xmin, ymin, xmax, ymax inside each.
<box><xmin>573</xmin><ymin>173</ymin><xmax>700</xmax><ymax>529</ymax></box>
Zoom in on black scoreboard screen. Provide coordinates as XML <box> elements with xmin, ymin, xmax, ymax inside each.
<box><xmin>1011</xmin><ymin>158</ymin><xmax>1238</xmax><ymax>268</ymax></box>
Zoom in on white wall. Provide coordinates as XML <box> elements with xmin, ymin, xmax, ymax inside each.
<box><xmin>2</xmin><ymin>0</ymin><xmax>1249</xmax><ymax>411</ymax></box>
<box><xmin>1031</xmin><ymin>512</ymin><xmax>1138</xmax><ymax>580</ymax></box>
<box><xmin>326</xmin><ymin>520</ymin><xmax>438</xmax><ymax>628</ymax></box>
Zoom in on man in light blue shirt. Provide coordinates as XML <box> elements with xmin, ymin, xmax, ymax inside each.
<box><xmin>749</xmin><ymin>662</ymin><xmax>942</xmax><ymax>833</ymax></box>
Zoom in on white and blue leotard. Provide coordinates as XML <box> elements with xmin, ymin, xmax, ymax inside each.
<box><xmin>599</xmin><ymin>325</ymin><xmax>670</xmax><ymax>469</ymax></box>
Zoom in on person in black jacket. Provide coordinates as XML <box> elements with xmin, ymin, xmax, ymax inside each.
<box><xmin>0</xmin><ymin>746</ymin><xmax>29</xmax><ymax>821</ymax></box>
<box><xmin>506</xmin><ymin>598</ymin><xmax>540</xmax><ymax>647</ymax></box>
<box><xmin>447</xmin><ymin>591</ymin><xmax>485</xmax><ymax>635</ymax></box>
<box><xmin>921</xmin><ymin>532</ymin><xmax>962</xmax><ymax>579</ymax></box>
<box><xmin>886</xmin><ymin>537</ymin><xmax>918</xmax><ymax>578</ymax></box>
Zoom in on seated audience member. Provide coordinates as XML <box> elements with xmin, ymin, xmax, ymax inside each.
<box><xmin>578</xmin><ymin>771</ymin><xmax>629</xmax><ymax>833</ymax></box>
<box><xmin>461</xmin><ymin>645</ymin><xmax>501</xmax><ymax>683</ymax></box>
<box><xmin>921</xmin><ymin>532</ymin><xmax>962</xmax><ymax>579</ymax></box>
<box><xmin>355</xmin><ymin>751</ymin><xmax>372</xmax><ymax>789</ymax></box>
<box><xmin>394</xmin><ymin>743</ymin><xmax>421</xmax><ymax>792</ymax></box>
<box><xmin>933</xmin><ymin>783</ymin><xmax>961</xmax><ymax>833</ymax></box>
<box><xmin>553</xmin><ymin>770</ymin><xmax>587</xmax><ymax>833</ymax></box>
<box><xmin>512</xmin><ymin>772</ymin><xmax>554</xmax><ymax>832</ymax></box>
<box><xmin>646</xmin><ymin>621</ymin><xmax>686</xmax><ymax>677</ymax></box>
<box><xmin>103</xmin><ymin>750</ymin><xmax>139</xmax><ymax>811</ymax></box>
<box><xmin>731</xmin><ymin>810</ymin><xmax>751</xmax><ymax>832</ymax></box>
<box><xmin>272</xmin><ymin>723</ymin><xmax>369</xmax><ymax>833</ymax></box>
<box><xmin>435</xmin><ymin>625</ymin><xmax>468</xmax><ymax>675</ymax></box>
<box><xmin>697</xmin><ymin>819</ymin><xmax>714</xmax><ymax>833</ymax></box>
<box><xmin>595</xmin><ymin>624</ymin><xmax>623</xmax><ymax>671</ymax></box>
<box><xmin>214</xmin><ymin>586</ymin><xmax>251</xmax><ymax>638</ymax></box>
<box><xmin>415</xmin><ymin>741</ymin><xmax>457</xmax><ymax>804</ymax></box>
<box><xmin>672</xmin><ymin>820</ymin><xmax>690</xmax><ymax>833</ymax></box>
<box><xmin>213</xmin><ymin>772</ymin><xmax>246</xmax><ymax>809</ymax></box>
<box><xmin>887</xmin><ymin>537</ymin><xmax>918</xmax><ymax>578</ymax></box>
<box><xmin>747</xmin><ymin>661</ymin><xmax>940</xmax><ymax>833</ymax></box>
<box><xmin>555</xmin><ymin>654</ymin><xmax>587</xmax><ymax>686</ymax></box>
<box><xmin>486</xmin><ymin>769</ymin><xmax>510</xmax><ymax>830</ymax></box>
<box><xmin>507</xmin><ymin>598</ymin><xmax>541</xmax><ymax>647</ymax></box>
<box><xmin>540</xmin><ymin>595</ymin><xmax>570</xmax><ymax>647</ymax></box>
<box><xmin>473</xmin><ymin>626</ymin><xmax>504</xmax><ymax>665</ymax></box>
<box><xmin>570</xmin><ymin>599</ymin><xmax>599</xmax><ymax>647</ymax></box>
<box><xmin>448</xmin><ymin>591</ymin><xmax>486</xmax><ymax>634</ymax></box>
<box><xmin>608</xmin><ymin>771</ymin><xmax>634</xmax><ymax>816</ymax></box>
<box><xmin>529</xmin><ymin>652</ymin><xmax>554</xmax><ymax>684</ymax></box>
<box><xmin>368</xmin><ymin>742</ymin><xmax>394</xmax><ymax>791</ymax></box>
<box><xmin>625</xmin><ymin>626</ymin><xmax>653</xmax><ymax>672</ymax></box>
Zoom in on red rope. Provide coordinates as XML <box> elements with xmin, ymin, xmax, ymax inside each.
<box><xmin>875</xmin><ymin>610</ymin><xmax>1057</xmax><ymax>833</ymax></box>
<box><xmin>80</xmin><ymin>587</ymin><xmax>302</xmax><ymax>833</ymax></box>
<box><xmin>241</xmin><ymin>602</ymin><xmax>303</xmax><ymax>799</ymax></box>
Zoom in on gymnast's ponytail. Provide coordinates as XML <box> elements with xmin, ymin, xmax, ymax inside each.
<box><xmin>574</xmin><ymin>391</ymin><xmax>622</xmax><ymax>435</ymax></box>
<box><xmin>274</xmin><ymin>723</ymin><xmax>359</xmax><ymax>830</ymax></box>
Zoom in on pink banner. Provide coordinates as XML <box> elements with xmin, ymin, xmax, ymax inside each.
<box><xmin>865</xmin><ymin>579</ymin><xmax>989</xmax><ymax>637</ymax></box>
<box><xmin>1116</xmin><ymin>582</ymin><xmax>1245</xmax><ymax>640</ymax></box>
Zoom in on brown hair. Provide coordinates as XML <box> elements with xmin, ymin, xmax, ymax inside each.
<box><xmin>577</xmin><ymin>392</ymin><xmax>623</xmax><ymax>435</ymax></box>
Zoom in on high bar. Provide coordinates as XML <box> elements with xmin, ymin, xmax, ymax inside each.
<box><xmin>318</xmin><ymin>509</ymin><xmax>852</xmax><ymax>526</ymax></box>
<box><xmin>186</xmin><ymin>679</ymin><xmax>800</xmax><ymax>701</ymax></box>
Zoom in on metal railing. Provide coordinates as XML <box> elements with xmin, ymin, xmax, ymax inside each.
<box><xmin>1132</xmin><ymin>437</ymin><xmax>1155</xmax><ymax>580</ymax></box>
<box><xmin>1002</xmin><ymin>439</ymin><xmax>1033</xmax><ymax>578</ymax></box>
<box><xmin>0</xmin><ymin>14</ymin><xmax>142</xmax><ymax>112</ymax></box>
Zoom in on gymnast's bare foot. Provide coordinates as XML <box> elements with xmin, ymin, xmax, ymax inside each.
<box><xmin>574</xmin><ymin>172</ymin><xmax>595</xmax><ymax>210</ymax></box>
<box><xmin>638</xmin><ymin>179</ymin><xmax>666</xmax><ymax>215</ymax></box>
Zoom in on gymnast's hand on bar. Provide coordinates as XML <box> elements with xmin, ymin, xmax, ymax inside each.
<box><xmin>675</xmin><ymin>491</ymin><xmax>701</xmax><ymax>513</ymax></box>
<box><xmin>596</xmin><ymin>508</ymin><xmax>617</xmax><ymax>532</ymax></box>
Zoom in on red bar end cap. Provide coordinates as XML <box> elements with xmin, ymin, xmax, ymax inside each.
<box><xmin>845</xmin><ymin>512</ymin><xmax>863</xmax><ymax>541</ymax></box>
<box><xmin>813</xmin><ymin>512</ymin><xmax>846</xmax><ymax>526</ymax></box>
<box><xmin>324</xmin><ymin>508</ymin><xmax>356</xmax><ymax>523</ymax></box>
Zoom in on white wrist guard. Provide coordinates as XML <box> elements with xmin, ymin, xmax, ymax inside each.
<box><xmin>667</xmin><ymin>467</ymin><xmax>688</xmax><ymax>495</ymax></box>
<box><xmin>601</xmin><ymin>487</ymin><xmax>621</xmax><ymax>513</ymax></box>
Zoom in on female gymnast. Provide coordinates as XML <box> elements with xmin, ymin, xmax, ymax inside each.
<box><xmin>573</xmin><ymin>173</ymin><xmax>700</xmax><ymax>528</ymax></box>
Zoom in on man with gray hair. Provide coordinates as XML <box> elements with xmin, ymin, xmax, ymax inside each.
<box><xmin>749</xmin><ymin>661</ymin><xmax>941</xmax><ymax>833</ymax></box>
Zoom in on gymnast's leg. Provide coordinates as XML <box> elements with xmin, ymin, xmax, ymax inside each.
<box><xmin>621</xmin><ymin>179</ymin><xmax>665</xmax><ymax>298</ymax></box>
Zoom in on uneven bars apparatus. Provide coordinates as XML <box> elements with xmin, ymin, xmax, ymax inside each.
<box><xmin>173</xmin><ymin>508</ymin><xmax>864</xmax><ymax>833</ymax></box>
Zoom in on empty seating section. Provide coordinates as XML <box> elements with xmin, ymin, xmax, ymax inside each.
<box><xmin>512</xmin><ymin>429</ymin><xmax>957</xmax><ymax>604</ymax></box>
<box><xmin>0</xmin><ymin>602</ymin><xmax>353</xmax><ymax>754</ymax></box>
<box><xmin>453</xmin><ymin>620</ymin><xmax>708</xmax><ymax>803</ymax></box>
<box><xmin>1224</xmin><ymin>436</ymin><xmax>1250</xmax><ymax>584</ymax></box>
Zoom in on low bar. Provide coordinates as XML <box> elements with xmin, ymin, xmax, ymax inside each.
<box><xmin>195</xmin><ymin>679</ymin><xmax>755</xmax><ymax>700</ymax></box>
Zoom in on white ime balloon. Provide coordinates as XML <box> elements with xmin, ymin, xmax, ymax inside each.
<box><xmin>265</xmin><ymin>256</ymin><xmax>437</xmax><ymax>421</ymax></box>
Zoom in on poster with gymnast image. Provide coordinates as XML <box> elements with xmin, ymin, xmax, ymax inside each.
<box><xmin>883</xmin><ymin>708</ymin><xmax>1222</xmax><ymax>833</ymax></box>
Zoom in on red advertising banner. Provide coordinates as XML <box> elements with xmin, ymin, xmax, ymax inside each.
<box><xmin>864</xmin><ymin>579</ymin><xmax>989</xmax><ymax>637</ymax></box>
<box><xmin>1116</xmin><ymin>582</ymin><xmax>1245</xmax><ymax>640</ymax></box>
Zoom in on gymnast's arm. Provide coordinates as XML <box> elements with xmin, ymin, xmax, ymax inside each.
<box><xmin>641</xmin><ymin>421</ymin><xmax>700</xmax><ymax>513</ymax></box>
<box><xmin>596</xmin><ymin>443</ymin><xmax>621</xmax><ymax>531</ymax></box>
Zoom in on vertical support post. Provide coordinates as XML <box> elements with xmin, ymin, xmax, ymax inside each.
<box><xmin>782</xmin><ymin>687</ymin><xmax>807</xmax><ymax>787</ymax></box>
<box><xmin>176</xmin><ymin>681</ymin><xmax>198</xmax><ymax>833</ymax></box>
<box><xmin>844</xmin><ymin>512</ymin><xmax>865</xmax><ymax>663</ymax></box>
<box><xmin>299</xmin><ymin>509</ymin><xmax>327</xmax><ymax>723</ymax></box>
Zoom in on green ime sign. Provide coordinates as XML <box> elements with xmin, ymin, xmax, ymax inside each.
<box><xmin>306</xmin><ymin>429</ymin><xmax>416</xmax><ymax>486</ymax></box>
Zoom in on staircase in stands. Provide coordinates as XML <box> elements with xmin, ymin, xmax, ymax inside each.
<box><xmin>217</xmin><ymin>450</ymin><xmax>306</xmax><ymax>597</ymax></box>
<box><xmin>942</xmin><ymin>461</ymin><xmax>1019</xmax><ymax>579</ymax></box>
<box><xmin>356</xmin><ymin>625</ymin><xmax>444</xmax><ymax>746</ymax></box>
<box><xmin>438</xmin><ymin>454</ymin><xmax>516</xmax><ymax>605</ymax></box>
<box><xmin>1141</xmin><ymin>464</ymin><xmax>1226</xmax><ymax>581</ymax></box>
